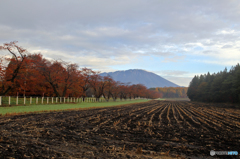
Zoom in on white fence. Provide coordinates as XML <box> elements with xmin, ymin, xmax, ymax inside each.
<box><xmin>0</xmin><ymin>96</ymin><xmax>143</xmax><ymax>106</ymax></box>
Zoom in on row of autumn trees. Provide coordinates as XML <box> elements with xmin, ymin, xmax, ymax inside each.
<box><xmin>150</xmin><ymin>87</ymin><xmax>188</xmax><ymax>98</ymax></box>
<box><xmin>0</xmin><ymin>42</ymin><xmax>160</xmax><ymax>101</ymax></box>
<box><xmin>187</xmin><ymin>63</ymin><xmax>240</xmax><ymax>103</ymax></box>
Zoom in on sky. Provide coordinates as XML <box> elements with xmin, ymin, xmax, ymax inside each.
<box><xmin>0</xmin><ymin>0</ymin><xmax>240</xmax><ymax>87</ymax></box>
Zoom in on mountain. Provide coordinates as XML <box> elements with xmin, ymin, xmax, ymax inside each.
<box><xmin>100</xmin><ymin>69</ymin><xmax>179</xmax><ymax>88</ymax></box>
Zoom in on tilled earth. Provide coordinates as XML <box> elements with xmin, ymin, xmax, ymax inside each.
<box><xmin>0</xmin><ymin>100</ymin><xmax>240</xmax><ymax>159</ymax></box>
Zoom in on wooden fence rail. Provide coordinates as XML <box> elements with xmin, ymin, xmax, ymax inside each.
<box><xmin>0</xmin><ymin>96</ymin><xmax>143</xmax><ymax>106</ymax></box>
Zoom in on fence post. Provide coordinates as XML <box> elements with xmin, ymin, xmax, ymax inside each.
<box><xmin>71</xmin><ymin>97</ymin><xmax>72</xmax><ymax>102</ymax></box>
<box><xmin>30</xmin><ymin>97</ymin><xmax>32</xmax><ymax>104</ymax></box>
<box><xmin>0</xmin><ymin>96</ymin><xmax>1</xmax><ymax>106</ymax></box>
<box><xmin>64</xmin><ymin>97</ymin><xmax>65</xmax><ymax>103</ymax></box>
<box><xmin>42</xmin><ymin>97</ymin><xmax>44</xmax><ymax>104</ymax></box>
<box><xmin>52</xmin><ymin>97</ymin><xmax>53</xmax><ymax>104</ymax></box>
<box><xmin>47</xmin><ymin>97</ymin><xmax>49</xmax><ymax>104</ymax></box>
<box><xmin>60</xmin><ymin>97</ymin><xmax>62</xmax><ymax>103</ymax></box>
<box><xmin>68</xmin><ymin>97</ymin><xmax>69</xmax><ymax>103</ymax></box>
<box><xmin>9</xmin><ymin>96</ymin><xmax>11</xmax><ymax>105</ymax></box>
<box><xmin>24</xmin><ymin>96</ymin><xmax>26</xmax><ymax>105</ymax></box>
<box><xmin>36</xmin><ymin>97</ymin><xmax>38</xmax><ymax>104</ymax></box>
<box><xmin>16</xmin><ymin>96</ymin><xmax>18</xmax><ymax>105</ymax></box>
<box><xmin>56</xmin><ymin>97</ymin><xmax>58</xmax><ymax>103</ymax></box>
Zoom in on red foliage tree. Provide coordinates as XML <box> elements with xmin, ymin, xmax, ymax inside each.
<box><xmin>37</xmin><ymin>60</ymin><xmax>79</xmax><ymax>97</ymax></box>
<box><xmin>109</xmin><ymin>81</ymin><xmax>121</xmax><ymax>101</ymax></box>
<box><xmin>89</xmin><ymin>74</ymin><xmax>107</xmax><ymax>101</ymax></box>
<box><xmin>118</xmin><ymin>84</ymin><xmax>128</xmax><ymax>100</ymax></box>
<box><xmin>78</xmin><ymin>68</ymin><xmax>95</xmax><ymax>100</ymax></box>
<box><xmin>0</xmin><ymin>41</ymin><xmax>27</xmax><ymax>95</ymax></box>
<box><xmin>0</xmin><ymin>42</ymin><xmax>162</xmax><ymax>100</ymax></box>
<box><xmin>102</xmin><ymin>76</ymin><xmax>115</xmax><ymax>102</ymax></box>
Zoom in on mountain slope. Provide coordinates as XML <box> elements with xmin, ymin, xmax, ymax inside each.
<box><xmin>100</xmin><ymin>69</ymin><xmax>179</xmax><ymax>88</ymax></box>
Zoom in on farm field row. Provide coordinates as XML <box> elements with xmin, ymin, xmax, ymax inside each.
<box><xmin>0</xmin><ymin>100</ymin><xmax>239</xmax><ymax>158</ymax></box>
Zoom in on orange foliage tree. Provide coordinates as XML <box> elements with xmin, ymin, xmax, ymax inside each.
<box><xmin>0</xmin><ymin>41</ymin><xmax>27</xmax><ymax>95</ymax></box>
<box><xmin>89</xmin><ymin>74</ymin><xmax>108</xmax><ymax>101</ymax></box>
<box><xmin>37</xmin><ymin>59</ymin><xmax>79</xmax><ymax>97</ymax></box>
<box><xmin>102</xmin><ymin>76</ymin><xmax>115</xmax><ymax>101</ymax></box>
<box><xmin>151</xmin><ymin>87</ymin><xmax>188</xmax><ymax>98</ymax></box>
<box><xmin>0</xmin><ymin>41</ymin><xmax>162</xmax><ymax>100</ymax></box>
<box><xmin>77</xmin><ymin>67</ymin><xmax>95</xmax><ymax>100</ymax></box>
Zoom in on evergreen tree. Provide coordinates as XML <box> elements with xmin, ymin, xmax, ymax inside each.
<box><xmin>187</xmin><ymin>63</ymin><xmax>240</xmax><ymax>103</ymax></box>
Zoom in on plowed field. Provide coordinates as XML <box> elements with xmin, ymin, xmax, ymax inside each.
<box><xmin>0</xmin><ymin>100</ymin><xmax>239</xmax><ymax>158</ymax></box>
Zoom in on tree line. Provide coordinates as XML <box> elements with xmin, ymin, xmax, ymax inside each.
<box><xmin>187</xmin><ymin>63</ymin><xmax>240</xmax><ymax>103</ymax></box>
<box><xmin>150</xmin><ymin>87</ymin><xmax>188</xmax><ymax>98</ymax></box>
<box><xmin>0</xmin><ymin>41</ymin><xmax>161</xmax><ymax>100</ymax></box>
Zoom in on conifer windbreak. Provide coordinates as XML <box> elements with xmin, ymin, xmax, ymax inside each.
<box><xmin>187</xmin><ymin>64</ymin><xmax>240</xmax><ymax>103</ymax></box>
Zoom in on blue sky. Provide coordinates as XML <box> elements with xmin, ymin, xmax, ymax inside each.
<box><xmin>0</xmin><ymin>0</ymin><xmax>240</xmax><ymax>86</ymax></box>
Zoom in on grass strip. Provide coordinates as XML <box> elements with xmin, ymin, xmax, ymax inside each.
<box><xmin>0</xmin><ymin>99</ymin><xmax>149</xmax><ymax>115</ymax></box>
<box><xmin>156</xmin><ymin>98</ymin><xmax>166</xmax><ymax>100</ymax></box>
<box><xmin>155</xmin><ymin>98</ymin><xmax>190</xmax><ymax>101</ymax></box>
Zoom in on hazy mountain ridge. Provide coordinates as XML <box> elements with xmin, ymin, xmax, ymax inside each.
<box><xmin>100</xmin><ymin>69</ymin><xmax>179</xmax><ymax>88</ymax></box>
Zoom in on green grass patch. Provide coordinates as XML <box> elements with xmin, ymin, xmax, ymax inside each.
<box><xmin>0</xmin><ymin>99</ymin><xmax>150</xmax><ymax>115</ymax></box>
<box><xmin>164</xmin><ymin>98</ymin><xmax>190</xmax><ymax>101</ymax></box>
<box><xmin>156</xmin><ymin>98</ymin><xmax>166</xmax><ymax>100</ymax></box>
<box><xmin>155</xmin><ymin>98</ymin><xmax>190</xmax><ymax>101</ymax></box>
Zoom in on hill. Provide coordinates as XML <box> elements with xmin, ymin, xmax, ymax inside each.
<box><xmin>100</xmin><ymin>69</ymin><xmax>179</xmax><ymax>88</ymax></box>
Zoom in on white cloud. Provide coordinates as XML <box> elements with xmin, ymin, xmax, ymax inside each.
<box><xmin>157</xmin><ymin>70</ymin><xmax>189</xmax><ymax>76</ymax></box>
<box><xmin>162</xmin><ymin>76</ymin><xmax>193</xmax><ymax>87</ymax></box>
<box><xmin>162</xmin><ymin>55</ymin><xmax>186</xmax><ymax>63</ymax></box>
<box><xmin>195</xmin><ymin>59</ymin><xmax>240</xmax><ymax>66</ymax></box>
<box><xmin>1</xmin><ymin>0</ymin><xmax>240</xmax><ymax>82</ymax></box>
<box><xmin>216</xmin><ymin>29</ymin><xmax>237</xmax><ymax>35</ymax></box>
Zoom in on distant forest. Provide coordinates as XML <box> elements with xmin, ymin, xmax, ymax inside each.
<box><xmin>150</xmin><ymin>87</ymin><xmax>188</xmax><ymax>98</ymax></box>
<box><xmin>187</xmin><ymin>63</ymin><xmax>240</xmax><ymax>103</ymax></box>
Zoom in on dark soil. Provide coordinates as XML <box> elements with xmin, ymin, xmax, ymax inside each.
<box><xmin>0</xmin><ymin>100</ymin><xmax>239</xmax><ymax>158</ymax></box>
